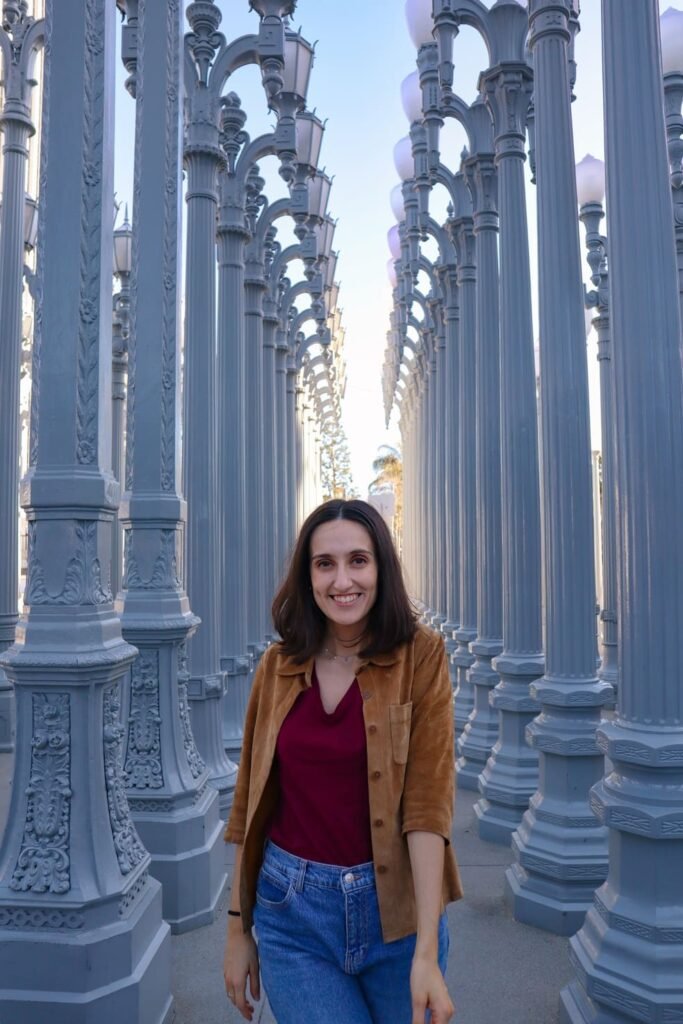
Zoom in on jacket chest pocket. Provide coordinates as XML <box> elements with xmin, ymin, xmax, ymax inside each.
<box><xmin>389</xmin><ymin>702</ymin><xmax>413</xmax><ymax>765</ymax></box>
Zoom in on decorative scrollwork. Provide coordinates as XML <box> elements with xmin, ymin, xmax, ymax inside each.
<box><xmin>26</xmin><ymin>521</ymin><xmax>112</xmax><ymax>606</ymax></box>
<box><xmin>75</xmin><ymin>0</ymin><xmax>105</xmax><ymax>465</ymax></box>
<box><xmin>177</xmin><ymin>641</ymin><xmax>206</xmax><ymax>780</ymax></box>
<box><xmin>11</xmin><ymin>693</ymin><xmax>71</xmax><ymax>894</ymax></box>
<box><xmin>123</xmin><ymin>529</ymin><xmax>181</xmax><ymax>591</ymax></box>
<box><xmin>103</xmin><ymin>682</ymin><xmax>147</xmax><ymax>876</ymax></box>
<box><xmin>124</xmin><ymin>650</ymin><xmax>164</xmax><ymax>789</ymax></box>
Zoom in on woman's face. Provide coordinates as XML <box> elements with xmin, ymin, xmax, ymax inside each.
<box><xmin>309</xmin><ymin>519</ymin><xmax>378</xmax><ymax>640</ymax></box>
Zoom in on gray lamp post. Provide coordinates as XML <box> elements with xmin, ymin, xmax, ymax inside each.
<box><xmin>111</xmin><ymin>210</ymin><xmax>132</xmax><ymax>601</ymax></box>
<box><xmin>506</xmin><ymin>0</ymin><xmax>611</xmax><ymax>935</ymax></box>
<box><xmin>561</xmin><ymin>2</ymin><xmax>683</xmax><ymax>1020</ymax></box>
<box><xmin>0</xmin><ymin>1</ymin><xmax>171</xmax><ymax>1016</ymax></box>
<box><xmin>576</xmin><ymin>154</ymin><xmax>618</xmax><ymax>698</ymax></box>
<box><xmin>117</xmin><ymin>0</ymin><xmax>226</xmax><ymax>933</ymax></box>
<box><xmin>662</xmin><ymin>7</ymin><xmax>683</xmax><ymax>317</ymax></box>
<box><xmin>0</xmin><ymin>6</ymin><xmax>44</xmax><ymax>755</ymax></box>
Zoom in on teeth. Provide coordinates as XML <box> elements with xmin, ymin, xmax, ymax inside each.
<box><xmin>333</xmin><ymin>594</ymin><xmax>360</xmax><ymax>605</ymax></box>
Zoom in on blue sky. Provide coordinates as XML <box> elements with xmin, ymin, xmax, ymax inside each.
<box><xmin>114</xmin><ymin>1</ymin><xmax>681</xmax><ymax>494</ymax></box>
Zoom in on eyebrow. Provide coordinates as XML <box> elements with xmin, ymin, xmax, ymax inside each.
<box><xmin>311</xmin><ymin>549</ymin><xmax>373</xmax><ymax>560</ymax></box>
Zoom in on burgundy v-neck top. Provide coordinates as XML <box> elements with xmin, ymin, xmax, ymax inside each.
<box><xmin>268</xmin><ymin>666</ymin><xmax>373</xmax><ymax>867</ymax></box>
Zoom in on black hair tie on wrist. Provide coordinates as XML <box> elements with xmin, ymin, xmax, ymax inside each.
<box><xmin>227</xmin><ymin>909</ymin><xmax>241</xmax><ymax>917</ymax></box>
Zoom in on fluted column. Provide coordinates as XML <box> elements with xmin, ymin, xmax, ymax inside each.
<box><xmin>457</xmin><ymin>151</ymin><xmax>503</xmax><ymax>790</ymax></box>
<box><xmin>263</xmin><ymin>294</ymin><xmax>280</xmax><ymax>620</ymax></box>
<box><xmin>435</xmin><ymin>308</ymin><xmax>448</xmax><ymax>627</ymax></box>
<box><xmin>286</xmin><ymin>352</ymin><xmax>298</xmax><ymax>542</ymax></box>
<box><xmin>0</xmin><ymin>12</ymin><xmax>42</xmax><ymax>754</ymax></box>
<box><xmin>506</xmin><ymin>1</ymin><xmax>612</xmax><ymax>935</ymax></box>
<box><xmin>0</xmin><ymin>3</ymin><xmax>171</xmax><ymax>1017</ymax></box>
<box><xmin>477</xmin><ymin>68</ymin><xmax>543</xmax><ymax>843</ymax></box>
<box><xmin>244</xmin><ymin>246</ymin><xmax>269</xmax><ymax>656</ymax></box>
<box><xmin>440</xmin><ymin>269</ymin><xmax>460</xmax><ymax>682</ymax></box>
<box><xmin>452</xmin><ymin>211</ymin><xmax>477</xmax><ymax>737</ymax></box>
<box><xmin>111</xmin><ymin>278</ymin><xmax>130</xmax><ymax>599</ymax></box>
<box><xmin>118</xmin><ymin>0</ymin><xmax>226</xmax><ymax>931</ymax></box>
<box><xmin>216</xmin><ymin>171</ymin><xmax>252</xmax><ymax>764</ymax></box>
<box><xmin>561</xmin><ymin>3</ymin><xmax>683</xmax><ymax>1019</ymax></box>
<box><xmin>424</xmin><ymin>334</ymin><xmax>436</xmax><ymax>617</ymax></box>
<box><xmin>183</xmin><ymin>26</ymin><xmax>238</xmax><ymax>809</ymax></box>
<box><xmin>579</xmin><ymin>207</ymin><xmax>618</xmax><ymax>695</ymax></box>
<box><xmin>275</xmin><ymin>331</ymin><xmax>289</xmax><ymax>571</ymax></box>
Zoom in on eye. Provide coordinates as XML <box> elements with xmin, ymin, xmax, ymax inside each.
<box><xmin>351</xmin><ymin>556</ymin><xmax>368</xmax><ymax>566</ymax></box>
<box><xmin>314</xmin><ymin>558</ymin><xmax>332</xmax><ymax>569</ymax></box>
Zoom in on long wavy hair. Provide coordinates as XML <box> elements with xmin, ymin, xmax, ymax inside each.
<box><xmin>272</xmin><ymin>499</ymin><xmax>417</xmax><ymax>663</ymax></box>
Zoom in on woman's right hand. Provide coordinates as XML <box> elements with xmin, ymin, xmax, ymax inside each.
<box><xmin>223</xmin><ymin>920</ymin><xmax>261</xmax><ymax>1021</ymax></box>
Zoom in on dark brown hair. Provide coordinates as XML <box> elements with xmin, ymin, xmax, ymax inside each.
<box><xmin>272</xmin><ymin>499</ymin><xmax>417</xmax><ymax>662</ymax></box>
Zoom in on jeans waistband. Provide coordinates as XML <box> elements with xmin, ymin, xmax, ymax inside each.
<box><xmin>262</xmin><ymin>840</ymin><xmax>376</xmax><ymax>894</ymax></box>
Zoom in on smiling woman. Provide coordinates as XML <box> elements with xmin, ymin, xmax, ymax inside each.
<box><xmin>222</xmin><ymin>498</ymin><xmax>462</xmax><ymax>1024</ymax></box>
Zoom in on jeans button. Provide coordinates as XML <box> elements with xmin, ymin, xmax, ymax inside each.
<box><xmin>344</xmin><ymin>872</ymin><xmax>355</xmax><ymax>884</ymax></box>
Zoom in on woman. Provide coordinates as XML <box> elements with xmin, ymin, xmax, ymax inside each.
<box><xmin>223</xmin><ymin>499</ymin><xmax>462</xmax><ymax>1023</ymax></box>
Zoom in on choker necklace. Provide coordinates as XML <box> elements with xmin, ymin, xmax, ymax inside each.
<box><xmin>322</xmin><ymin>647</ymin><xmax>359</xmax><ymax>664</ymax></box>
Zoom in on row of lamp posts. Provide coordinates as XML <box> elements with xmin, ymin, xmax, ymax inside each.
<box><xmin>0</xmin><ymin>0</ymin><xmax>346</xmax><ymax>1020</ymax></box>
<box><xmin>384</xmin><ymin>1</ymin><xmax>683</xmax><ymax>1021</ymax></box>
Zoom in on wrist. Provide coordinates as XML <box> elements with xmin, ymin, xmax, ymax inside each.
<box><xmin>413</xmin><ymin>939</ymin><xmax>439</xmax><ymax>962</ymax></box>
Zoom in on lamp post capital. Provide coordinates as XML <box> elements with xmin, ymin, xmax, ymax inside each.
<box><xmin>482</xmin><ymin>62</ymin><xmax>533</xmax><ymax>155</ymax></box>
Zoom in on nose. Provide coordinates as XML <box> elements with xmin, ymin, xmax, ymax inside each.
<box><xmin>334</xmin><ymin>564</ymin><xmax>352</xmax><ymax>590</ymax></box>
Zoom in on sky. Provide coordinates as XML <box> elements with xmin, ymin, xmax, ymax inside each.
<box><xmin>114</xmin><ymin>0</ymin><xmax>681</xmax><ymax>495</ymax></box>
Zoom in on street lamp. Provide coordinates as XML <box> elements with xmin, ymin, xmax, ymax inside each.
<box><xmin>113</xmin><ymin>207</ymin><xmax>133</xmax><ymax>277</ymax></box>
<box><xmin>401</xmin><ymin>70</ymin><xmax>423</xmax><ymax>126</ymax></box>
<box><xmin>404</xmin><ymin>0</ymin><xmax>434</xmax><ymax>48</ymax></box>
<box><xmin>390</xmin><ymin>182</ymin><xmax>406</xmax><ymax>222</ymax></box>
<box><xmin>394</xmin><ymin>135</ymin><xmax>415</xmax><ymax>181</ymax></box>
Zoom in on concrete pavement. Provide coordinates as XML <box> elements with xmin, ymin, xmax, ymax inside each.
<box><xmin>0</xmin><ymin>750</ymin><xmax>573</xmax><ymax>1023</ymax></box>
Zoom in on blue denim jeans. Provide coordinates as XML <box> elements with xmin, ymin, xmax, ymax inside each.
<box><xmin>253</xmin><ymin>840</ymin><xmax>450</xmax><ymax>1024</ymax></box>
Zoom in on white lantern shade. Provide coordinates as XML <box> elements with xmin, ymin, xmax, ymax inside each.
<box><xmin>23</xmin><ymin>195</ymin><xmax>39</xmax><ymax>251</ymax></box>
<box><xmin>113</xmin><ymin>212</ymin><xmax>133</xmax><ymax>275</ymax></box>
<box><xmin>388</xmin><ymin>225</ymin><xmax>402</xmax><ymax>260</ymax></box>
<box><xmin>296</xmin><ymin>110</ymin><xmax>324</xmax><ymax>170</ymax></box>
<box><xmin>401</xmin><ymin>71</ymin><xmax>423</xmax><ymax>125</ymax></box>
<box><xmin>325</xmin><ymin>251</ymin><xmax>338</xmax><ymax>290</ymax></box>
<box><xmin>393</xmin><ymin>136</ymin><xmax>415</xmax><ymax>181</ymax></box>
<box><xmin>390</xmin><ymin>183</ymin><xmax>406</xmax><ymax>222</ymax></box>
<box><xmin>308</xmin><ymin>170</ymin><xmax>332</xmax><ymax>222</ymax></box>
<box><xmin>387</xmin><ymin>258</ymin><xmax>398</xmax><ymax>288</ymax></box>
<box><xmin>661</xmin><ymin>8</ymin><xmax>683</xmax><ymax>75</ymax></box>
<box><xmin>283</xmin><ymin>31</ymin><xmax>314</xmax><ymax>101</ymax></box>
<box><xmin>576</xmin><ymin>153</ymin><xmax>605</xmax><ymax>207</ymax></box>
<box><xmin>405</xmin><ymin>0</ymin><xmax>434</xmax><ymax>48</ymax></box>
<box><xmin>317</xmin><ymin>216</ymin><xmax>336</xmax><ymax>258</ymax></box>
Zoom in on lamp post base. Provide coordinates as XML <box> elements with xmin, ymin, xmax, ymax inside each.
<box><xmin>0</xmin><ymin>877</ymin><xmax>173</xmax><ymax>1024</ymax></box>
<box><xmin>0</xmin><ymin>681</ymin><xmax>14</xmax><ymax>753</ymax></box>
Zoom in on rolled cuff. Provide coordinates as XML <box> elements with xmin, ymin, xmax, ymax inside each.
<box><xmin>401</xmin><ymin>814</ymin><xmax>452</xmax><ymax>844</ymax></box>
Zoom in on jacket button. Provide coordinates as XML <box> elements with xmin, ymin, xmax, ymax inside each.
<box><xmin>373</xmin><ymin>819</ymin><xmax>384</xmax><ymax>827</ymax></box>
<box><xmin>368</xmin><ymin>725</ymin><xmax>377</xmax><ymax>734</ymax></box>
<box><xmin>376</xmin><ymin>865</ymin><xmax>388</xmax><ymax>874</ymax></box>
<box><xmin>371</xmin><ymin>770</ymin><xmax>381</xmax><ymax>780</ymax></box>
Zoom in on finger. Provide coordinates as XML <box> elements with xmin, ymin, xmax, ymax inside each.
<box><xmin>249</xmin><ymin>959</ymin><xmax>261</xmax><ymax>1002</ymax></box>
<box><xmin>411</xmin><ymin>998</ymin><xmax>428</xmax><ymax>1024</ymax></box>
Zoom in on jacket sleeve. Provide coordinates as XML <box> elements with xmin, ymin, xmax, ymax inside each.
<box><xmin>401</xmin><ymin>630</ymin><xmax>455</xmax><ymax>842</ymax></box>
<box><xmin>223</xmin><ymin>645</ymin><xmax>273</xmax><ymax>844</ymax></box>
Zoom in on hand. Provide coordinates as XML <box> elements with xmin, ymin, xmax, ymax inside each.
<box><xmin>223</xmin><ymin>922</ymin><xmax>261</xmax><ymax>1021</ymax></box>
<box><xmin>410</xmin><ymin>953</ymin><xmax>455</xmax><ymax>1024</ymax></box>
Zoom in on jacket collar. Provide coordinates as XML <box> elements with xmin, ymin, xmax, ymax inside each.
<box><xmin>275</xmin><ymin>646</ymin><xmax>402</xmax><ymax>683</ymax></box>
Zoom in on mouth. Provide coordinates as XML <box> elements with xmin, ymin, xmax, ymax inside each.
<box><xmin>330</xmin><ymin>593</ymin><xmax>362</xmax><ymax>606</ymax></box>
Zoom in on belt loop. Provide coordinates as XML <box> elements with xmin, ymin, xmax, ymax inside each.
<box><xmin>295</xmin><ymin>858</ymin><xmax>306</xmax><ymax>893</ymax></box>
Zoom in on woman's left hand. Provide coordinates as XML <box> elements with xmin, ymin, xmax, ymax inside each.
<box><xmin>410</xmin><ymin>953</ymin><xmax>455</xmax><ymax>1023</ymax></box>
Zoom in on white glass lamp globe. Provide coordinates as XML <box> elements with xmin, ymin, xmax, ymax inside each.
<box><xmin>387</xmin><ymin>259</ymin><xmax>398</xmax><ymax>288</ymax></box>
<box><xmin>576</xmin><ymin>153</ymin><xmax>605</xmax><ymax>207</ymax></box>
<box><xmin>405</xmin><ymin>0</ymin><xmax>434</xmax><ymax>48</ymax></box>
<box><xmin>401</xmin><ymin>71</ymin><xmax>423</xmax><ymax>125</ymax></box>
<box><xmin>388</xmin><ymin>225</ymin><xmax>402</xmax><ymax>260</ymax></box>
<box><xmin>661</xmin><ymin>8</ymin><xmax>683</xmax><ymax>75</ymax></box>
<box><xmin>393</xmin><ymin>136</ymin><xmax>415</xmax><ymax>181</ymax></box>
<box><xmin>390</xmin><ymin>183</ymin><xmax>406</xmax><ymax>222</ymax></box>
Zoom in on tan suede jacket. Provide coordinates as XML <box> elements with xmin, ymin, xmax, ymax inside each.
<box><xmin>224</xmin><ymin>623</ymin><xmax>464</xmax><ymax>942</ymax></box>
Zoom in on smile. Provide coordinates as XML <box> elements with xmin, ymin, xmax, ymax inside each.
<box><xmin>331</xmin><ymin>594</ymin><xmax>362</xmax><ymax>605</ymax></box>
